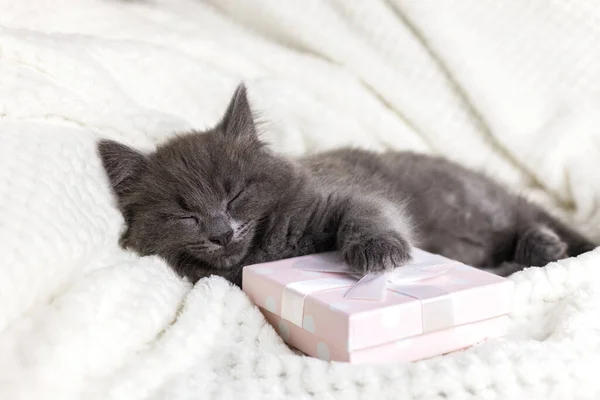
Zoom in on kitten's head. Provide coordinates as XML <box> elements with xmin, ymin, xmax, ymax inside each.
<box><xmin>98</xmin><ymin>84</ymin><xmax>298</xmax><ymax>280</ymax></box>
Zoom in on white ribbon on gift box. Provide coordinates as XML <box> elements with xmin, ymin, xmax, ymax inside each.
<box><xmin>280</xmin><ymin>250</ymin><xmax>458</xmax><ymax>334</ymax></box>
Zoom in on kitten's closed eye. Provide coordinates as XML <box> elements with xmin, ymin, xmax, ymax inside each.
<box><xmin>227</xmin><ymin>178</ymin><xmax>262</xmax><ymax>211</ymax></box>
<box><xmin>179</xmin><ymin>215</ymin><xmax>199</xmax><ymax>223</ymax></box>
<box><xmin>227</xmin><ymin>189</ymin><xmax>245</xmax><ymax>211</ymax></box>
<box><xmin>178</xmin><ymin>215</ymin><xmax>200</xmax><ymax>230</ymax></box>
<box><xmin>175</xmin><ymin>196</ymin><xmax>200</xmax><ymax>226</ymax></box>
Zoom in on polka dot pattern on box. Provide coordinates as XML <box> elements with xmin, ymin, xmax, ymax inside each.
<box><xmin>253</xmin><ymin>267</ymin><xmax>273</xmax><ymax>275</ymax></box>
<box><xmin>302</xmin><ymin>315</ymin><xmax>315</xmax><ymax>333</ymax></box>
<box><xmin>277</xmin><ymin>320</ymin><xmax>290</xmax><ymax>341</ymax></box>
<box><xmin>329</xmin><ymin>302</ymin><xmax>352</xmax><ymax>311</ymax></box>
<box><xmin>317</xmin><ymin>342</ymin><xmax>330</xmax><ymax>361</ymax></box>
<box><xmin>265</xmin><ymin>296</ymin><xmax>277</xmax><ymax>313</ymax></box>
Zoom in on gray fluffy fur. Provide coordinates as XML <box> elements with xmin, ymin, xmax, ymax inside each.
<box><xmin>98</xmin><ymin>84</ymin><xmax>596</xmax><ymax>286</ymax></box>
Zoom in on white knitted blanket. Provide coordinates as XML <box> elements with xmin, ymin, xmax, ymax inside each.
<box><xmin>2</xmin><ymin>1</ymin><xmax>600</xmax><ymax>399</ymax></box>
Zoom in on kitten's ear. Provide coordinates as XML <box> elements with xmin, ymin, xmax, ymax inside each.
<box><xmin>97</xmin><ymin>139</ymin><xmax>147</xmax><ymax>198</ymax></box>
<box><xmin>219</xmin><ymin>83</ymin><xmax>257</xmax><ymax>139</ymax></box>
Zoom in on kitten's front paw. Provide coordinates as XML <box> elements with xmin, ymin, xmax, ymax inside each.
<box><xmin>342</xmin><ymin>233</ymin><xmax>412</xmax><ymax>275</ymax></box>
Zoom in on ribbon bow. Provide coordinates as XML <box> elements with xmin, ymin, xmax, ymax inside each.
<box><xmin>281</xmin><ymin>249</ymin><xmax>459</xmax><ymax>332</ymax></box>
<box><xmin>284</xmin><ymin>248</ymin><xmax>460</xmax><ymax>335</ymax></box>
<box><xmin>292</xmin><ymin>248</ymin><xmax>456</xmax><ymax>301</ymax></box>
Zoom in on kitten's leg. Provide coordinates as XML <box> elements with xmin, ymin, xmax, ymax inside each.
<box><xmin>334</xmin><ymin>196</ymin><xmax>413</xmax><ymax>275</ymax></box>
<box><xmin>514</xmin><ymin>225</ymin><xmax>568</xmax><ymax>267</ymax></box>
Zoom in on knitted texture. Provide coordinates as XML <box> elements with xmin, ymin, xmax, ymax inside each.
<box><xmin>1</xmin><ymin>0</ymin><xmax>600</xmax><ymax>399</ymax></box>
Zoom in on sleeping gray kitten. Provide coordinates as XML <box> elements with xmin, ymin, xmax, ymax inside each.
<box><xmin>98</xmin><ymin>84</ymin><xmax>596</xmax><ymax>287</ymax></box>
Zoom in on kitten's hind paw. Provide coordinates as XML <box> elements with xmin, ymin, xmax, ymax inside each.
<box><xmin>342</xmin><ymin>233</ymin><xmax>412</xmax><ymax>275</ymax></box>
<box><xmin>515</xmin><ymin>225</ymin><xmax>568</xmax><ymax>267</ymax></box>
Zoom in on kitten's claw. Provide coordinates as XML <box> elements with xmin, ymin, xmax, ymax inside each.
<box><xmin>342</xmin><ymin>233</ymin><xmax>412</xmax><ymax>275</ymax></box>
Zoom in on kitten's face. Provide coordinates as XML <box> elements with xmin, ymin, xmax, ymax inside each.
<box><xmin>98</xmin><ymin>84</ymin><xmax>297</xmax><ymax>278</ymax></box>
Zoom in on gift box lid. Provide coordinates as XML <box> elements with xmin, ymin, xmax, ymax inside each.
<box><xmin>242</xmin><ymin>249</ymin><xmax>514</xmax><ymax>352</ymax></box>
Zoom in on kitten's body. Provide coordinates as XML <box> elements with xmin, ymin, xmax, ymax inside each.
<box><xmin>302</xmin><ymin>150</ymin><xmax>592</xmax><ymax>272</ymax></box>
<box><xmin>98</xmin><ymin>84</ymin><xmax>595</xmax><ymax>287</ymax></box>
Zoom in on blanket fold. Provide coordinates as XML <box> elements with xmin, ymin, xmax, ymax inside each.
<box><xmin>1</xmin><ymin>0</ymin><xmax>599</xmax><ymax>398</ymax></box>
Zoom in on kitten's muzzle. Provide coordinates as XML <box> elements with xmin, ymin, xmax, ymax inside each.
<box><xmin>206</xmin><ymin>214</ymin><xmax>234</xmax><ymax>247</ymax></box>
<box><xmin>209</xmin><ymin>229</ymin><xmax>234</xmax><ymax>247</ymax></box>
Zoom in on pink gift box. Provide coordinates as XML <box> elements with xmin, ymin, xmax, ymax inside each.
<box><xmin>242</xmin><ymin>249</ymin><xmax>514</xmax><ymax>364</ymax></box>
